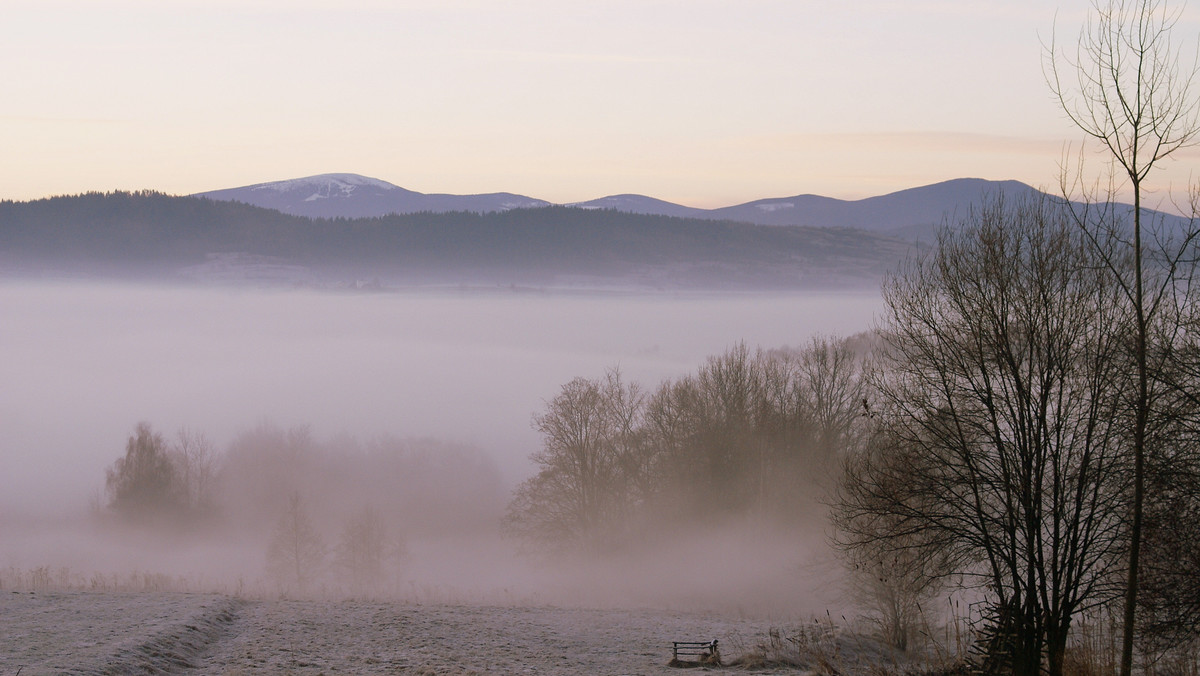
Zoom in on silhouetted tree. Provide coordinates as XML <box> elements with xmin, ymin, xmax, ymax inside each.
<box><xmin>1135</xmin><ymin>350</ymin><xmax>1200</xmax><ymax>658</ymax></box>
<box><xmin>1048</xmin><ymin>2</ymin><xmax>1200</xmax><ymax>669</ymax></box>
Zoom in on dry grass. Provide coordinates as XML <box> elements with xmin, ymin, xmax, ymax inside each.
<box><xmin>723</xmin><ymin>601</ymin><xmax>987</xmax><ymax>676</ymax></box>
<box><xmin>725</xmin><ymin>614</ymin><xmax>931</xmax><ymax>675</ymax></box>
<box><xmin>0</xmin><ymin>565</ymin><xmax>211</xmax><ymax>594</ymax></box>
<box><xmin>1060</xmin><ymin>614</ymin><xmax>1200</xmax><ymax>676</ymax></box>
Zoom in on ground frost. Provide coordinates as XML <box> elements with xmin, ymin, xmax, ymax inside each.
<box><xmin>1</xmin><ymin>592</ymin><xmax>811</xmax><ymax>674</ymax></box>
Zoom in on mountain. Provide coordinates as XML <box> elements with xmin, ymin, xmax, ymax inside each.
<box><xmin>0</xmin><ymin>192</ymin><xmax>914</xmax><ymax>290</ymax></box>
<box><xmin>196</xmin><ymin>173</ymin><xmax>550</xmax><ymax>219</ymax></box>
<box><xmin>196</xmin><ymin>174</ymin><xmax>1044</xmax><ymax>236</ymax></box>
<box><xmin>711</xmin><ymin>178</ymin><xmax>1043</xmax><ymax>233</ymax></box>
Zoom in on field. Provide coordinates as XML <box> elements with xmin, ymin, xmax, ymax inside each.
<box><xmin>0</xmin><ymin>590</ymin><xmax>887</xmax><ymax>675</ymax></box>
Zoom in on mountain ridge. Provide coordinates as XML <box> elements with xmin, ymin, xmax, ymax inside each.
<box><xmin>194</xmin><ymin>174</ymin><xmax>1042</xmax><ymax>233</ymax></box>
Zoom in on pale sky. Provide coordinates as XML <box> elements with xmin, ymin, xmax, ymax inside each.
<box><xmin>5</xmin><ymin>0</ymin><xmax>1200</xmax><ymax>208</ymax></box>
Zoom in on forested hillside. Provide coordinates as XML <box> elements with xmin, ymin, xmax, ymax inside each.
<box><xmin>0</xmin><ymin>191</ymin><xmax>915</xmax><ymax>289</ymax></box>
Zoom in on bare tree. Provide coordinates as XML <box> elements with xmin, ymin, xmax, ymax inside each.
<box><xmin>596</xmin><ymin>369</ymin><xmax>653</xmax><ymax>528</ymax></box>
<box><xmin>504</xmin><ymin>370</ymin><xmax>639</xmax><ymax>551</ymax></box>
<box><xmin>793</xmin><ymin>336</ymin><xmax>869</xmax><ymax>473</ymax></box>
<box><xmin>835</xmin><ymin>195</ymin><xmax>1132</xmax><ymax>676</ymax></box>
<box><xmin>1135</xmin><ymin>330</ymin><xmax>1200</xmax><ymax>658</ymax></box>
<box><xmin>105</xmin><ymin>422</ymin><xmax>185</xmax><ymax>521</ymax></box>
<box><xmin>756</xmin><ymin>337</ymin><xmax>870</xmax><ymax>513</ymax></box>
<box><xmin>1047</xmin><ymin>2</ymin><xmax>1200</xmax><ymax>670</ymax></box>
<box><xmin>172</xmin><ymin>427</ymin><xmax>217</xmax><ymax>514</ymax></box>
<box><xmin>844</xmin><ymin>535</ymin><xmax>945</xmax><ymax>653</ymax></box>
<box><xmin>266</xmin><ymin>492</ymin><xmax>327</xmax><ymax>595</ymax></box>
<box><xmin>335</xmin><ymin>504</ymin><xmax>399</xmax><ymax>596</ymax></box>
<box><xmin>692</xmin><ymin>343</ymin><xmax>763</xmax><ymax>510</ymax></box>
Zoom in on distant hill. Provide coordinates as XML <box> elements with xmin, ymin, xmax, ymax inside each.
<box><xmin>709</xmin><ymin>178</ymin><xmax>1043</xmax><ymax>233</ymax></box>
<box><xmin>567</xmin><ymin>194</ymin><xmax>711</xmax><ymax>219</ymax></box>
<box><xmin>196</xmin><ymin>173</ymin><xmax>550</xmax><ymax>219</ymax></box>
<box><xmin>0</xmin><ymin>191</ymin><xmax>916</xmax><ymax>290</ymax></box>
<box><xmin>196</xmin><ymin>174</ymin><xmax>1046</xmax><ymax>236</ymax></box>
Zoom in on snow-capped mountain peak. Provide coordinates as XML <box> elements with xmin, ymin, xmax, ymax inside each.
<box><xmin>250</xmin><ymin>173</ymin><xmax>401</xmax><ymax>195</ymax></box>
<box><xmin>196</xmin><ymin>174</ymin><xmax>549</xmax><ymax>219</ymax></box>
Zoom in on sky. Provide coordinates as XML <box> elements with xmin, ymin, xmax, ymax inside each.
<box><xmin>4</xmin><ymin>0</ymin><xmax>1200</xmax><ymax>209</ymax></box>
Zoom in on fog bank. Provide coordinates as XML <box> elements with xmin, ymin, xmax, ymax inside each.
<box><xmin>2</xmin><ymin>283</ymin><xmax>879</xmax><ymax>511</ymax></box>
<box><xmin>1</xmin><ymin>282</ymin><xmax>878</xmax><ymax>613</ymax></box>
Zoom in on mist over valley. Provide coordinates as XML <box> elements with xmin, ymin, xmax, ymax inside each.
<box><xmin>1</xmin><ymin>281</ymin><xmax>880</xmax><ymax>612</ymax></box>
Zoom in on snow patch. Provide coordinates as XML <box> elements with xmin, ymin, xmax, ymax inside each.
<box><xmin>250</xmin><ymin>173</ymin><xmax>399</xmax><ymax>194</ymax></box>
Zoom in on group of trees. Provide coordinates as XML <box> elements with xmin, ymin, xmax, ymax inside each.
<box><xmin>103</xmin><ymin>421</ymin><xmax>503</xmax><ymax>596</ymax></box>
<box><xmin>829</xmin><ymin>2</ymin><xmax>1200</xmax><ymax>674</ymax></box>
<box><xmin>832</xmin><ymin>187</ymin><xmax>1200</xmax><ymax>673</ymax></box>
<box><xmin>104</xmin><ymin>422</ymin><xmax>218</xmax><ymax>523</ymax></box>
<box><xmin>504</xmin><ymin>337</ymin><xmax>871</xmax><ymax>553</ymax></box>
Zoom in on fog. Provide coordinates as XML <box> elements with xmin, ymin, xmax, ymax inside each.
<box><xmin>1</xmin><ymin>282</ymin><xmax>879</xmax><ymax>614</ymax></box>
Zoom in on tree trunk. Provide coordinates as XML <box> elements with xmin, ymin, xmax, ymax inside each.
<box><xmin>1121</xmin><ymin>180</ymin><xmax>1148</xmax><ymax>676</ymax></box>
<box><xmin>1045</xmin><ymin>620</ymin><xmax>1071</xmax><ymax>676</ymax></box>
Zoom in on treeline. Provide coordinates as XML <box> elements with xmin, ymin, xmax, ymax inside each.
<box><xmin>829</xmin><ymin>194</ymin><xmax>1200</xmax><ymax>673</ymax></box>
<box><xmin>503</xmin><ymin>336</ymin><xmax>874</xmax><ymax>553</ymax></box>
<box><xmin>0</xmin><ymin>191</ymin><xmax>319</xmax><ymax>273</ymax></box>
<box><xmin>101</xmin><ymin>421</ymin><xmax>505</xmax><ymax>594</ymax></box>
<box><xmin>0</xmin><ymin>191</ymin><xmax>906</xmax><ymax>288</ymax></box>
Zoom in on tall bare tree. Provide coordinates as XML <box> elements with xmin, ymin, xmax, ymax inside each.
<box><xmin>1047</xmin><ymin>2</ymin><xmax>1200</xmax><ymax>670</ymax></box>
<box><xmin>173</xmin><ymin>427</ymin><xmax>217</xmax><ymax>513</ymax></box>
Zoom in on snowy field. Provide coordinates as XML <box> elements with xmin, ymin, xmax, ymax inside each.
<box><xmin>0</xmin><ymin>591</ymin><xmax>862</xmax><ymax>675</ymax></box>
